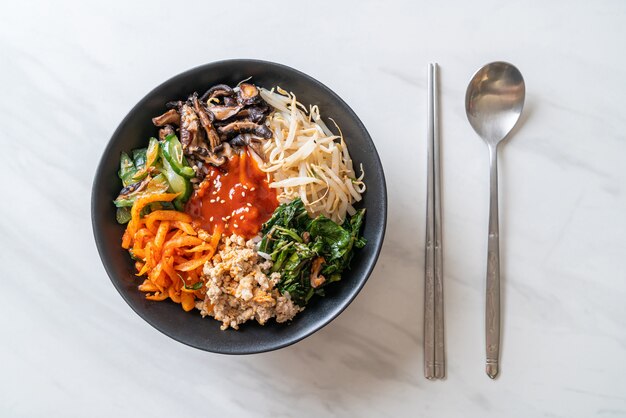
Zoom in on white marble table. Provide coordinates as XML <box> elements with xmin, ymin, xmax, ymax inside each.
<box><xmin>2</xmin><ymin>1</ymin><xmax>625</xmax><ymax>416</ymax></box>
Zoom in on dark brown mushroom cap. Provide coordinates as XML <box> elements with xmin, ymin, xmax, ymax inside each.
<box><xmin>191</xmin><ymin>94</ymin><xmax>212</xmax><ymax>128</ymax></box>
<box><xmin>179</xmin><ymin>103</ymin><xmax>200</xmax><ymax>148</ymax></box>
<box><xmin>207</xmin><ymin>105</ymin><xmax>243</xmax><ymax>121</ymax></box>
<box><xmin>192</xmin><ymin>94</ymin><xmax>221</xmax><ymax>151</ymax></box>
<box><xmin>200</xmin><ymin>84</ymin><xmax>234</xmax><ymax>102</ymax></box>
<box><xmin>223</xmin><ymin>96</ymin><xmax>238</xmax><ymax>107</ymax></box>
<box><xmin>232</xmin><ymin>104</ymin><xmax>270</xmax><ymax>123</ymax></box>
<box><xmin>236</xmin><ymin>83</ymin><xmax>260</xmax><ymax>106</ymax></box>
<box><xmin>218</xmin><ymin>120</ymin><xmax>257</xmax><ymax>136</ymax></box>
<box><xmin>166</xmin><ymin>100</ymin><xmax>183</xmax><ymax>110</ymax></box>
<box><xmin>152</xmin><ymin>109</ymin><xmax>180</xmax><ymax>127</ymax></box>
<box><xmin>229</xmin><ymin>133</ymin><xmax>264</xmax><ymax>147</ymax></box>
<box><xmin>254</xmin><ymin>124</ymin><xmax>273</xmax><ymax>139</ymax></box>
<box><xmin>218</xmin><ymin>120</ymin><xmax>273</xmax><ymax>139</ymax></box>
<box><xmin>199</xmin><ymin>152</ymin><xmax>226</xmax><ymax>166</ymax></box>
<box><xmin>155</xmin><ymin>82</ymin><xmax>272</xmax><ymax>170</ymax></box>
<box><xmin>191</xmin><ymin>146</ymin><xmax>225</xmax><ymax>165</ymax></box>
<box><xmin>229</xmin><ymin>133</ymin><xmax>266</xmax><ymax>159</ymax></box>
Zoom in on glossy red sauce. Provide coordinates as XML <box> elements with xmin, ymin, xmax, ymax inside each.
<box><xmin>185</xmin><ymin>148</ymin><xmax>278</xmax><ymax>239</ymax></box>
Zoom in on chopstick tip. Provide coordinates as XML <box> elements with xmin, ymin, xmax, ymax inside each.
<box><xmin>486</xmin><ymin>362</ymin><xmax>499</xmax><ymax>379</ymax></box>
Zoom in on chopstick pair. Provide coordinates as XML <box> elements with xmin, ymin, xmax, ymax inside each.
<box><xmin>424</xmin><ymin>63</ymin><xmax>445</xmax><ymax>380</ymax></box>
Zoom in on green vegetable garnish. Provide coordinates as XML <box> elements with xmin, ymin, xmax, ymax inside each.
<box><xmin>259</xmin><ymin>198</ymin><xmax>366</xmax><ymax>306</ymax></box>
<box><xmin>114</xmin><ymin>133</ymin><xmax>193</xmax><ymax>223</ymax></box>
<box><xmin>113</xmin><ymin>173</ymin><xmax>170</xmax><ymax>210</ymax></box>
<box><xmin>116</xmin><ymin>207</ymin><xmax>132</xmax><ymax>224</ymax></box>
<box><xmin>162</xmin><ymin>134</ymin><xmax>195</xmax><ymax>179</ymax></box>
<box><xmin>118</xmin><ymin>152</ymin><xmax>137</xmax><ymax>187</ymax></box>
<box><xmin>183</xmin><ymin>281</ymin><xmax>204</xmax><ymax>291</ymax></box>
<box><xmin>159</xmin><ymin>143</ymin><xmax>191</xmax><ymax>210</ymax></box>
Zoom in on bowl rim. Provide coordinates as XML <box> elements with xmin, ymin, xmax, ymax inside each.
<box><xmin>91</xmin><ymin>58</ymin><xmax>387</xmax><ymax>354</ymax></box>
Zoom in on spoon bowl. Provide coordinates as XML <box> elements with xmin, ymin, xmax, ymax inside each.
<box><xmin>466</xmin><ymin>62</ymin><xmax>525</xmax><ymax>146</ymax></box>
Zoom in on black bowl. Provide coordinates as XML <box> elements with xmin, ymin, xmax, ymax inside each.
<box><xmin>92</xmin><ymin>59</ymin><xmax>387</xmax><ymax>354</ymax></box>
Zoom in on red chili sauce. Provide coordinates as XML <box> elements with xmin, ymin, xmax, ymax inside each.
<box><xmin>185</xmin><ymin>149</ymin><xmax>278</xmax><ymax>239</ymax></box>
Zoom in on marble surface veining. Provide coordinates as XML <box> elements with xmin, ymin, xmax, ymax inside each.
<box><xmin>1</xmin><ymin>1</ymin><xmax>625</xmax><ymax>417</ymax></box>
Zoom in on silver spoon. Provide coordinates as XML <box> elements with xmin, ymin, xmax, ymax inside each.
<box><xmin>465</xmin><ymin>62</ymin><xmax>525</xmax><ymax>379</ymax></box>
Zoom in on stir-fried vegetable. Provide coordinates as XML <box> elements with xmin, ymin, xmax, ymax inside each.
<box><xmin>118</xmin><ymin>152</ymin><xmax>137</xmax><ymax>187</ymax></box>
<box><xmin>114</xmin><ymin>134</ymin><xmax>194</xmax><ymax>223</ymax></box>
<box><xmin>120</xmin><ymin>199</ymin><xmax>222</xmax><ymax>311</ymax></box>
<box><xmin>161</xmin><ymin>134</ymin><xmax>195</xmax><ymax>179</ymax></box>
<box><xmin>258</xmin><ymin>198</ymin><xmax>366</xmax><ymax>306</ymax></box>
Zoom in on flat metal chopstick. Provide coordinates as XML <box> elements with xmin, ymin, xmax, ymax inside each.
<box><xmin>424</xmin><ymin>63</ymin><xmax>445</xmax><ymax>379</ymax></box>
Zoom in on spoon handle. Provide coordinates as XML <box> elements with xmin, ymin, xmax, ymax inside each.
<box><xmin>486</xmin><ymin>145</ymin><xmax>501</xmax><ymax>379</ymax></box>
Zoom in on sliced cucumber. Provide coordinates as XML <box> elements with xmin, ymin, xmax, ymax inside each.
<box><xmin>146</xmin><ymin>173</ymin><xmax>169</xmax><ymax>194</ymax></box>
<box><xmin>116</xmin><ymin>207</ymin><xmax>132</xmax><ymax>224</ymax></box>
<box><xmin>146</xmin><ymin>137</ymin><xmax>160</xmax><ymax>167</ymax></box>
<box><xmin>162</xmin><ymin>134</ymin><xmax>195</xmax><ymax>179</ymax></box>
<box><xmin>160</xmin><ymin>149</ymin><xmax>191</xmax><ymax>206</ymax></box>
<box><xmin>131</xmin><ymin>148</ymin><xmax>149</xmax><ymax>181</ymax></box>
<box><xmin>118</xmin><ymin>152</ymin><xmax>137</xmax><ymax>187</ymax></box>
<box><xmin>132</xmin><ymin>148</ymin><xmax>147</xmax><ymax>170</ymax></box>
<box><xmin>113</xmin><ymin>173</ymin><xmax>170</xmax><ymax>208</ymax></box>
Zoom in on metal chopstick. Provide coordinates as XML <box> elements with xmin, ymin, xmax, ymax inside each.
<box><xmin>424</xmin><ymin>64</ymin><xmax>436</xmax><ymax>379</ymax></box>
<box><xmin>424</xmin><ymin>63</ymin><xmax>445</xmax><ymax>379</ymax></box>
<box><xmin>432</xmin><ymin>63</ymin><xmax>445</xmax><ymax>379</ymax></box>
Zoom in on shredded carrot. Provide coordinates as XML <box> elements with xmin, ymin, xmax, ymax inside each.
<box><xmin>122</xmin><ymin>229</ymin><xmax>132</xmax><ymax>249</ymax></box>
<box><xmin>134</xmin><ymin>228</ymin><xmax>153</xmax><ymax>248</ymax></box>
<box><xmin>165</xmin><ymin>229</ymin><xmax>184</xmax><ymax>242</ymax></box>
<box><xmin>145</xmin><ymin>292</ymin><xmax>168</xmax><ymax>301</ymax></box>
<box><xmin>210</xmin><ymin>224</ymin><xmax>223</xmax><ymax>247</ymax></box>
<box><xmin>146</xmin><ymin>221</ymin><xmax>159</xmax><ymax>235</ymax></box>
<box><xmin>168</xmin><ymin>285</ymin><xmax>182</xmax><ymax>303</ymax></box>
<box><xmin>128</xmin><ymin>192</ymin><xmax>179</xmax><ymax>236</ymax></box>
<box><xmin>172</xmin><ymin>221</ymin><xmax>197</xmax><ymax>235</ymax></box>
<box><xmin>132</xmin><ymin>248</ymin><xmax>146</xmax><ymax>259</ymax></box>
<box><xmin>154</xmin><ymin>221</ymin><xmax>170</xmax><ymax>251</ymax></box>
<box><xmin>138</xmin><ymin>279</ymin><xmax>158</xmax><ymax>293</ymax></box>
<box><xmin>175</xmin><ymin>254</ymin><xmax>212</xmax><ymax>272</ymax></box>
<box><xmin>144</xmin><ymin>242</ymin><xmax>154</xmax><ymax>270</ymax></box>
<box><xmin>146</xmin><ymin>211</ymin><xmax>191</xmax><ymax>232</ymax></box>
<box><xmin>136</xmin><ymin>261</ymin><xmax>150</xmax><ymax>277</ymax></box>
<box><xmin>188</xmin><ymin>269</ymin><xmax>199</xmax><ymax>282</ymax></box>
<box><xmin>154</xmin><ymin>270</ymin><xmax>170</xmax><ymax>288</ymax></box>
<box><xmin>162</xmin><ymin>256</ymin><xmax>180</xmax><ymax>283</ymax></box>
<box><xmin>184</xmin><ymin>243</ymin><xmax>214</xmax><ymax>253</ymax></box>
<box><xmin>148</xmin><ymin>261</ymin><xmax>163</xmax><ymax>282</ymax></box>
<box><xmin>146</xmin><ymin>210</ymin><xmax>192</xmax><ymax>223</ymax></box>
<box><xmin>163</xmin><ymin>236</ymin><xmax>204</xmax><ymax>252</ymax></box>
<box><xmin>121</xmin><ymin>204</ymin><xmax>222</xmax><ymax>312</ymax></box>
<box><xmin>181</xmin><ymin>292</ymin><xmax>195</xmax><ymax>312</ymax></box>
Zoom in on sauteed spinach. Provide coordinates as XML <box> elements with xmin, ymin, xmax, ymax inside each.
<box><xmin>259</xmin><ymin>199</ymin><xmax>366</xmax><ymax>306</ymax></box>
